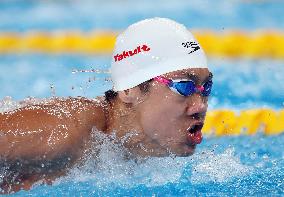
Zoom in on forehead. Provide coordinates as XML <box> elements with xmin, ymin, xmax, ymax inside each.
<box><xmin>163</xmin><ymin>68</ymin><xmax>211</xmax><ymax>82</ymax></box>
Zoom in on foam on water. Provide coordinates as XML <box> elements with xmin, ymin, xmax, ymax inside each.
<box><xmin>190</xmin><ymin>148</ymin><xmax>252</xmax><ymax>183</ymax></box>
<box><xmin>49</xmin><ymin>128</ymin><xmax>253</xmax><ymax>191</ymax></box>
<box><xmin>0</xmin><ymin>96</ymin><xmax>55</xmax><ymax>113</ymax></box>
<box><xmin>0</xmin><ymin>97</ymin><xmax>22</xmax><ymax>113</ymax></box>
<box><xmin>58</xmin><ymin>129</ymin><xmax>186</xmax><ymax>189</ymax></box>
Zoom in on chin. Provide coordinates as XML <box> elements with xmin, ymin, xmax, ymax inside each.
<box><xmin>170</xmin><ymin>144</ymin><xmax>196</xmax><ymax>157</ymax></box>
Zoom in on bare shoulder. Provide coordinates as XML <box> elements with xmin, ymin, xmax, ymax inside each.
<box><xmin>0</xmin><ymin>96</ymin><xmax>107</xmax><ymax>159</ymax></box>
<box><xmin>0</xmin><ymin>97</ymin><xmax>107</xmax><ymax>193</ymax></box>
<box><xmin>1</xmin><ymin>96</ymin><xmax>106</xmax><ymax>129</ymax></box>
<box><xmin>62</xmin><ymin>96</ymin><xmax>107</xmax><ymax>131</ymax></box>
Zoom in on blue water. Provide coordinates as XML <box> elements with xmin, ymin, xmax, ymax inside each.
<box><xmin>0</xmin><ymin>0</ymin><xmax>284</xmax><ymax>31</ymax></box>
<box><xmin>0</xmin><ymin>55</ymin><xmax>283</xmax><ymax>109</ymax></box>
<box><xmin>9</xmin><ymin>133</ymin><xmax>284</xmax><ymax>196</ymax></box>
<box><xmin>1</xmin><ymin>0</ymin><xmax>284</xmax><ymax>196</ymax></box>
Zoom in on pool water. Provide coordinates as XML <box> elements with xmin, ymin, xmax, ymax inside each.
<box><xmin>1</xmin><ymin>0</ymin><xmax>284</xmax><ymax>31</ymax></box>
<box><xmin>1</xmin><ymin>0</ymin><xmax>284</xmax><ymax>196</ymax></box>
<box><xmin>7</xmin><ymin>131</ymin><xmax>284</xmax><ymax>196</ymax></box>
<box><xmin>1</xmin><ymin>55</ymin><xmax>283</xmax><ymax>109</ymax></box>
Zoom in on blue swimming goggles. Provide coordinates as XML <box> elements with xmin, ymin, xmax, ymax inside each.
<box><xmin>154</xmin><ymin>76</ymin><xmax>213</xmax><ymax>97</ymax></box>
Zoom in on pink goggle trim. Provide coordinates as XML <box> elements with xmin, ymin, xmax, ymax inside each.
<box><xmin>153</xmin><ymin>76</ymin><xmax>171</xmax><ymax>85</ymax></box>
<box><xmin>196</xmin><ymin>86</ymin><xmax>205</xmax><ymax>92</ymax></box>
<box><xmin>154</xmin><ymin>76</ymin><xmax>205</xmax><ymax>93</ymax></box>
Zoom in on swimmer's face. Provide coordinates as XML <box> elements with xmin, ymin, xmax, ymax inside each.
<box><xmin>137</xmin><ymin>68</ymin><xmax>212</xmax><ymax>156</ymax></box>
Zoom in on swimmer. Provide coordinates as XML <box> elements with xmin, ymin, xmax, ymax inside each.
<box><xmin>0</xmin><ymin>18</ymin><xmax>213</xmax><ymax>193</ymax></box>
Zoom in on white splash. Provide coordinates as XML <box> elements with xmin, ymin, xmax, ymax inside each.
<box><xmin>0</xmin><ymin>96</ymin><xmax>22</xmax><ymax>113</ymax></box>
<box><xmin>0</xmin><ymin>96</ymin><xmax>47</xmax><ymax>113</ymax></box>
<box><xmin>190</xmin><ymin>148</ymin><xmax>252</xmax><ymax>183</ymax></box>
<box><xmin>59</xmin><ymin>129</ymin><xmax>252</xmax><ymax>189</ymax></box>
<box><xmin>61</xmin><ymin>128</ymin><xmax>189</xmax><ymax>189</ymax></box>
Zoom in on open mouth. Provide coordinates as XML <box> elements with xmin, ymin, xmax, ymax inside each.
<box><xmin>187</xmin><ymin>124</ymin><xmax>203</xmax><ymax>134</ymax></box>
<box><xmin>186</xmin><ymin>123</ymin><xmax>203</xmax><ymax>145</ymax></box>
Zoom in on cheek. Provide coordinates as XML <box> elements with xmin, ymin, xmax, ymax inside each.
<box><xmin>139</xmin><ymin>92</ymin><xmax>185</xmax><ymax>136</ymax></box>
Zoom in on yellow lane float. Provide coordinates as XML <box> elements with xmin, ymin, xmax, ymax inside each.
<box><xmin>203</xmin><ymin>109</ymin><xmax>284</xmax><ymax>136</ymax></box>
<box><xmin>0</xmin><ymin>30</ymin><xmax>284</xmax><ymax>58</ymax></box>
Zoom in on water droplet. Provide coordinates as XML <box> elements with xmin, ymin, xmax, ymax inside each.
<box><xmin>50</xmin><ymin>84</ymin><xmax>56</xmax><ymax>97</ymax></box>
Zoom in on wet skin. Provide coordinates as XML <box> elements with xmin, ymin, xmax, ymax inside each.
<box><xmin>134</xmin><ymin>68</ymin><xmax>211</xmax><ymax>156</ymax></box>
<box><xmin>0</xmin><ymin>68</ymin><xmax>211</xmax><ymax>193</ymax></box>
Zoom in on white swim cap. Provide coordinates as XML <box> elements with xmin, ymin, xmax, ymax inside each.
<box><xmin>111</xmin><ymin>17</ymin><xmax>208</xmax><ymax>91</ymax></box>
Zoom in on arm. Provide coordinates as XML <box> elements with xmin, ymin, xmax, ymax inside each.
<box><xmin>0</xmin><ymin>97</ymin><xmax>106</xmax><ymax>173</ymax></box>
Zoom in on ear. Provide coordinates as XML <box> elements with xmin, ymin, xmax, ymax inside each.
<box><xmin>118</xmin><ymin>87</ymin><xmax>143</xmax><ymax>105</ymax></box>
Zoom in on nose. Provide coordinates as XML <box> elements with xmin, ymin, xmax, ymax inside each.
<box><xmin>185</xmin><ymin>94</ymin><xmax>207</xmax><ymax>120</ymax></box>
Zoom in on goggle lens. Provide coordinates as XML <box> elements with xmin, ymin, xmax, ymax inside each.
<box><xmin>171</xmin><ymin>80</ymin><xmax>212</xmax><ymax>97</ymax></box>
<box><xmin>153</xmin><ymin>76</ymin><xmax>213</xmax><ymax>97</ymax></box>
<box><xmin>172</xmin><ymin>81</ymin><xmax>195</xmax><ymax>96</ymax></box>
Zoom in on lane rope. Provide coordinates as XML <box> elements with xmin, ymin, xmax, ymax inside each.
<box><xmin>0</xmin><ymin>30</ymin><xmax>284</xmax><ymax>58</ymax></box>
<box><xmin>203</xmin><ymin>109</ymin><xmax>284</xmax><ymax>136</ymax></box>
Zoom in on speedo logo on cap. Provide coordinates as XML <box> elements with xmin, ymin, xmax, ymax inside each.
<box><xmin>182</xmin><ymin>41</ymin><xmax>200</xmax><ymax>54</ymax></box>
<box><xmin>114</xmin><ymin>44</ymin><xmax>150</xmax><ymax>62</ymax></box>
